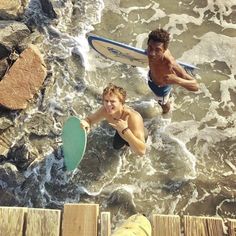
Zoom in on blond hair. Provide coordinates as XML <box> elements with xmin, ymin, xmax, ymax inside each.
<box><xmin>102</xmin><ymin>83</ymin><xmax>127</xmax><ymax>104</ymax></box>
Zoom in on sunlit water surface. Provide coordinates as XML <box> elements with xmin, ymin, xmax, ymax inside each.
<box><xmin>1</xmin><ymin>0</ymin><xmax>236</xmax><ymax>228</ymax></box>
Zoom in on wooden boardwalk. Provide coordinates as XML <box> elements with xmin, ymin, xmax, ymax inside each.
<box><xmin>0</xmin><ymin>204</ymin><xmax>235</xmax><ymax>236</ymax></box>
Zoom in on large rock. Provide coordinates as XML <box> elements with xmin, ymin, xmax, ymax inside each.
<box><xmin>0</xmin><ymin>118</ymin><xmax>14</xmax><ymax>158</ymax></box>
<box><xmin>0</xmin><ymin>0</ymin><xmax>29</xmax><ymax>20</ymax></box>
<box><xmin>0</xmin><ymin>44</ymin><xmax>47</xmax><ymax>110</ymax></box>
<box><xmin>0</xmin><ymin>189</ymin><xmax>20</xmax><ymax>206</ymax></box>
<box><xmin>7</xmin><ymin>138</ymin><xmax>40</xmax><ymax>170</ymax></box>
<box><xmin>0</xmin><ymin>58</ymin><xmax>8</xmax><ymax>77</ymax></box>
<box><xmin>39</xmin><ymin>0</ymin><xmax>57</xmax><ymax>19</ymax></box>
<box><xmin>0</xmin><ymin>163</ymin><xmax>25</xmax><ymax>187</ymax></box>
<box><xmin>0</xmin><ymin>21</ymin><xmax>31</xmax><ymax>58</ymax></box>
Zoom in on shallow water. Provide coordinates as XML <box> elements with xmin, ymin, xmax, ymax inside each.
<box><xmin>1</xmin><ymin>0</ymin><xmax>236</xmax><ymax>228</ymax></box>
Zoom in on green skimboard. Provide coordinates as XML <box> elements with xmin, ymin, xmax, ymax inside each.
<box><xmin>62</xmin><ymin>116</ymin><xmax>87</xmax><ymax>171</ymax></box>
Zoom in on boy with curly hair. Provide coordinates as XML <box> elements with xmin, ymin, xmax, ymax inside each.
<box><xmin>147</xmin><ymin>28</ymin><xmax>199</xmax><ymax>113</ymax></box>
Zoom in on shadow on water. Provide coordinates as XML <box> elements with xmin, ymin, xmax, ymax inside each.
<box><xmin>71</xmin><ymin>122</ymin><xmax>124</xmax><ymax>191</ymax></box>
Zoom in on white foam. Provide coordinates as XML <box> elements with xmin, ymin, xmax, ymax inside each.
<box><xmin>166</xmin><ymin>13</ymin><xmax>203</xmax><ymax>36</ymax></box>
<box><xmin>194</xmin><ymin>0</ymin><xmax>236</xmax><ymax>29</ymax></box>
<box><xmin>179</xmin><ymin>32</ymin><xmax>236</xmax><ymax>73</ymax></box>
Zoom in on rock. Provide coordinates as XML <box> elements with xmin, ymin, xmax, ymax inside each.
<box><xmin>107</xmin><ymin>188</ymin><xmax>137</xmax><ymax>214</ymax></box>
<box><xmin>18</xmin><ymin>31</ymin><xmax>45</xmax><ymax>53</ymax></box>
<box><xmin>0</xmin><ymin>44</ymin><xmax>47</xmax><ymax>110</ymax></box>
<box><xmin>0</xmin><ymin>0</ymin><xmax>29</xmax><ymax>20</ymax></box>
<box><xmin>0</xmin><ymin>58</ymin><xmax>8</xmax><ymax>78</ymax></box>
<box><xmin>0</xmin><ymin>118</ymin><xmax>14</xmax><ymax>158</ymax></box>
<box><xmin>0</xmin><ymin>21</ymin><xmax>31</xmax><ymax>58</ymax></box>
<box><xmin>0</xmin><ymin>141</ymin><xmax>9</xmax><ymax>158</ymax></box>
<box><xmin>0</xmin><ymin>117</ymin><xmax>13</xmax><ymax>130</ymax></box>
<box><xmin>24</xmin><ymin>113</ymin><xmax>58</xmax><ymax>136</ymax></box>
<box><xmin>0</xmin><ymin>189</ymin><xmax>20</xmax><ymax>206</ymax></box>
<box><xmin>7</xmin><ymin>139</ymin><xmax>39</xmax><ymax>170</ymax></box>
<box><xmin>39</xmin><ymin>0</ymin><xmax>57</xmax><ymax>19</ymax></box>
<box><xmin>0</xmin><ymin>162</ymin><xmax>25</xmax><ymax>186</ymax></box>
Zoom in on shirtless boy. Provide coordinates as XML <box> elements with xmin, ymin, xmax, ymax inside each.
<box><xmin>147</xmin><ymin>28</ymin><xmax>199</xmax><ymax>113</ymax></box>
<box><xmin>81</xmin><ymin>83</ymin><xmax>147</xmax><ymax>156</ymax></box>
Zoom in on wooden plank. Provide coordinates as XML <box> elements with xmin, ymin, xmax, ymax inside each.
<box><xmin>227</xmin><ymin>219</ymin><xmax>236</xmax><ymax>236</ymax></box>
<box><xmin>0</xmin><ymin>207</ymin><xmax>26</xmax><ymax>236</ymax></box>
<box><xmin>183</xmin><ymin>216</ymin><xmax>224</xmax><ymax>236</ymax></box>
<box><xmin>152</xmin><ymin>214</ymin><xmax>181</xmax><ymax>236</ymax></box>
<box><xmin>62</xmin><ymin>203</ymin><xmax>99</xmax><ymax>236</ymax></box>
<box><xmin>25</xmin><ymin>208</ymin><xmax>61</xmax><ymax>236</ymax></box>
<box><xmin>101</xmin><ymin>212</ymin><xmax>111</xmax><ymax>236</ymax></box>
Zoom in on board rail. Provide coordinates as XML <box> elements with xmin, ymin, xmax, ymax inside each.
<box><xmin>87</xmin><ymin>33</ymin><xmax>199</xmax><ymax>71</ymax></box>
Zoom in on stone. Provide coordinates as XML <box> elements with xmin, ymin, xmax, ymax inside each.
<box><xmin>39</xmin><ymin>0</ymin><xmax>57</xmax><ymax>19</ymax></box>
<box><xmin>7</xmin><ymin>139</ymin><xmax>39</xmax><ymax>170</ymax></box>
<box><xmin>0</xmin><ymin>44</ymin><xmax>47</xmax><ymax>110</ymax></box>
<box><xmin>0</xmin><ymin>0</ymin><xmax>29</xmax><ymax>20</ymax></box>
<box><xmin>0</xmin><ymin>58</ymin><xmax>8</xmax><ymax>78</ymax></box>
<box><xmin>107</xmin><ymin>188</ymin><xmax>137</xmax><ymax>214</ymax></box>
<box><xmin>0</xmin><ymin>162</ymin><xmax>25</xmax><ymax>184</ymax></box>
<box><xmin>0</xmin><ymin>189</ymin><xmax>20</xmax><ymax>205</ymax></box>
<box><xmin>0</xmin><ymin>118</ymin><xmax>14</xmax><ymax>158</ymax></box>
<box><xmin>0</xmin><ymin>21</ymin><xmax>31</xmax><ymax>56</ymax></box>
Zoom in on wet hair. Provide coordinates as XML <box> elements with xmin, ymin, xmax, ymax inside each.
<box><xmin>102</xmin><ymin>83</ymin><xmax>127</xmax><ymax>104</ymax></box>
<box><xmin>147</xmin><ymin>28</ymin><xmax>170</xmax><ymax>50</ymax></box>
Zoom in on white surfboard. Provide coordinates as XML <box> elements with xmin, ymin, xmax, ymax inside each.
<box><xmin>87</xmin><ymin>33</ymin><xmax>198</xmax><ymax>71</ymax></box>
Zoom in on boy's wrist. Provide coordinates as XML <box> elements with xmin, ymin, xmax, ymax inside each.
<box><xmin>121</xmin><ymin>127</ymin><xmax>129</xmax><ymax>135</ymax></box>
<box><xmin>85</xmin><ymin>117</ymin><xmax>91</xmax><ymax>127</ymax></box>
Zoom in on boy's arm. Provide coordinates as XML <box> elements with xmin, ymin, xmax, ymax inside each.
<box><xmin>81</xmin><ymin>106</ymin><xmax>105</xmax><ymax>131</ymax></box>
<box><xmin>120</xmin><ymin>113</ymin><xmax>146</xmax><ymax>156</ymax></box>
<box><xmin>167</xmin><ymin>62</ymin><xmax>199</xmax><ymax>91</ymax></box>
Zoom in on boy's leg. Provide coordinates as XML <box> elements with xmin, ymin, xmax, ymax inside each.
<box><xmin>157</xmin><ymin>91</ymin><xmax>172</xmax><ymax>114</ymax></box>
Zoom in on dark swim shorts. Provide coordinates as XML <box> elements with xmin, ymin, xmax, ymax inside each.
<box><xmin>113</xmin><ymin>128</ymin><xmax>148</xmax><ymax>150</ymax></box>
<box><xmin>148</xmin><ymin>71</ymin><xmax>172</xmax><ymax>105</ymax></box>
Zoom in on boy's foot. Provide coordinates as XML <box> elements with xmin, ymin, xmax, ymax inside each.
<box><xmin>161</xmin><ymin>101</ymin><xmax>171</xmax><ymax>114</ymax></box>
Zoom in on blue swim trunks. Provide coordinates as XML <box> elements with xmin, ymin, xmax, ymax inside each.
<box><xmin>148</xmin><ymin>72</ymin><xmax>172</xmax><ymax>105</ymax></box>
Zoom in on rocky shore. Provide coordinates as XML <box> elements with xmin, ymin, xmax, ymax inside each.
<box><xmin>0</xmin><ymin>0</ymin><xmax>64</xmax><ymax>205</ymax></box>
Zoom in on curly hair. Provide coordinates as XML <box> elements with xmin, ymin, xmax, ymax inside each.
<box><xmin>147</xmin><ymin>28</ymin><xmax>170</xmax><ymax>50</ymax></box>
<box><xmin>102</xmin><ymin>83</ymin><xmax>127</xmax><ymax>104</ymax></box>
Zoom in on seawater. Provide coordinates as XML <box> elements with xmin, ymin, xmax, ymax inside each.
<box><xmin>4</xmin><ymin>0</ymin><xmax>236</xmax><ymax>228</ymax></box>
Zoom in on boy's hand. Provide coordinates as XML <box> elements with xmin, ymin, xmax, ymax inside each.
<box><xmin>80</xmin><ymin>119</ymin><xmax>90</xmax><ymax>132</ymax></box>
<box><xmin>109</xmin><ymin>114</ymin><xmax>129</xmax><ymax>133</ymax></box>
